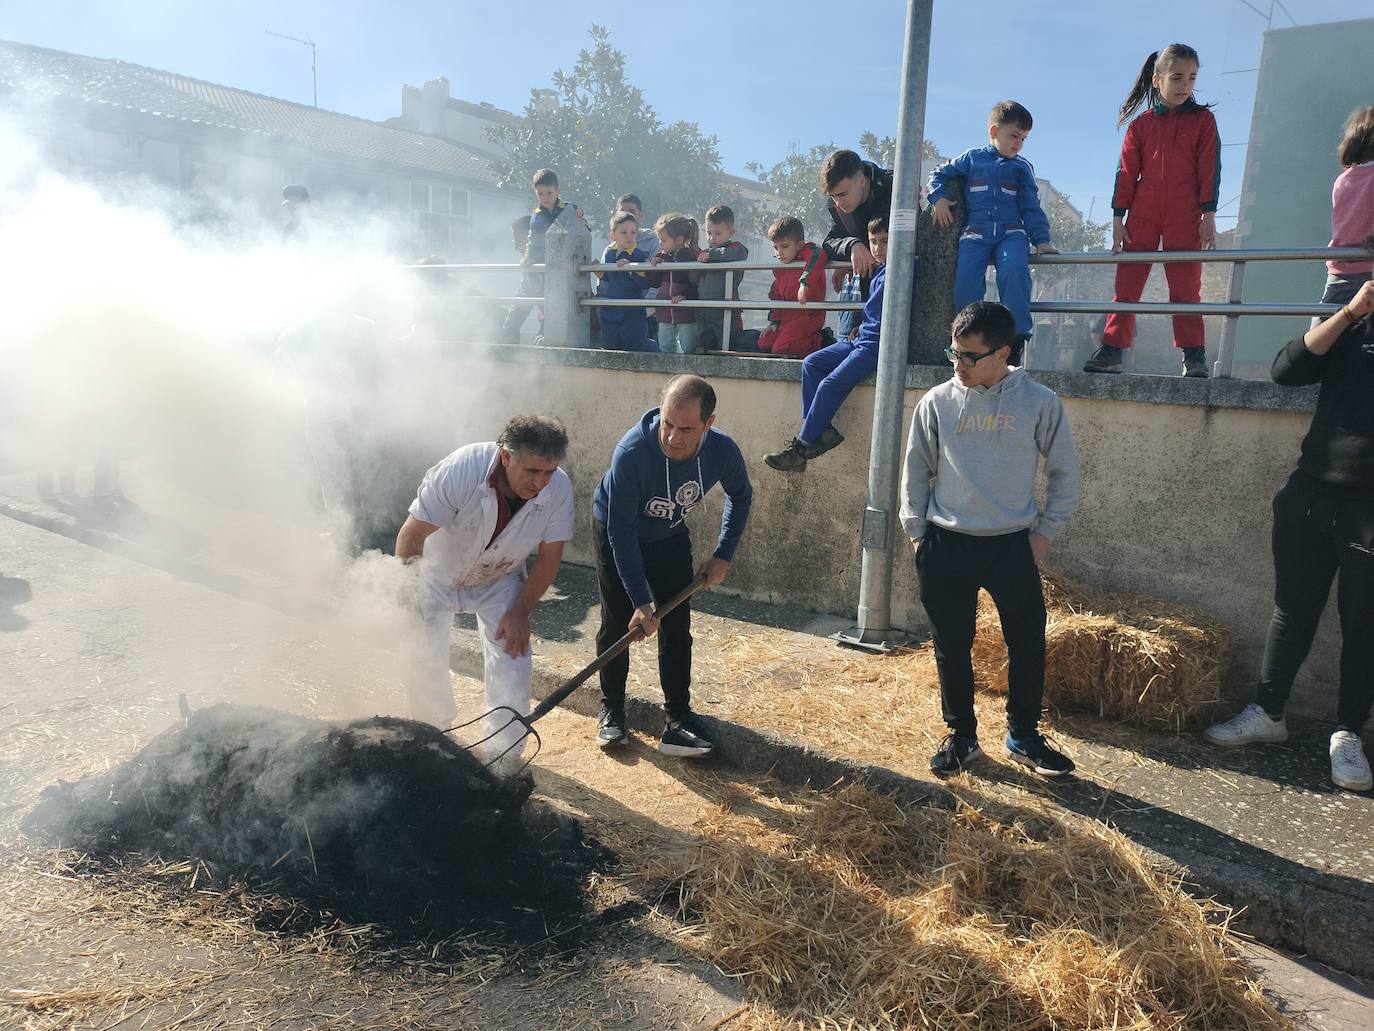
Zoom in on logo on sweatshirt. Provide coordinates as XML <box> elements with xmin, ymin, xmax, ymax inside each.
<box><xmin>674</xmin><ymin>481</ymin><xmax>702</xmax><ymax>509</ymax></box>
<box><xmin>956</xmin><ymin>414</ymin><xmax>1018</xmax><ymax>433</ymax></box>
<box><xmin>645</xmin><ymin>497</ymin><xmax>675</xmax><ymax>519</ymax></box>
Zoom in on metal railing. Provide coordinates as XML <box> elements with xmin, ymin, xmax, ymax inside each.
<box><xmin>1029</xmin><ymin>245</ymin><xmax>1360</xmax><ymax>377</ymax></box>
<box><xmin>399</xmin><ymin>247</ymin><xmax>1364</xmax><ymax>378</ymax></box>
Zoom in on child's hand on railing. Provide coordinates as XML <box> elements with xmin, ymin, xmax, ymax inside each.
<box><xmin>797</xmin><ymin>283</ymin><xmax>809</xmax><ymax>305</ymax></box>
<box><xmin>697</xmin><ymin>250</ymin><xmax>710</xmax><ymax>263</ymax></box>
<box><xmin>650</xmin><ymin>252</ymin><xmax>666</xmax><ymax>266</ymax></box>
<box><xmin>616</xmin><ymin>257</ymin><xmax>630</xmax><ymax>267</ymax></box>
<box><xmin>1036</xmin><ymin>243</ymin><xmax>1060</xmax><ymax>256</ymax></box>
<box><xmin>670</xmin><ymin>295</ymin><xmax>684</xmax><ymax>305</ymax></box>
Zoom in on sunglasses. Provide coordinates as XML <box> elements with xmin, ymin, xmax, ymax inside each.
<box><xmin>943</xmin><ymin>345</ymin><xmax>1000</xmax><ymax>367</ymax></box>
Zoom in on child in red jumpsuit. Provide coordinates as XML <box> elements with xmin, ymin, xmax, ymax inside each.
<box><xmin>1084</xmin><ymin>43</ymin><xmax>1220</xmax><ymax>379</ymax></box>
<box><xmin>759</xmin><ymin>216</ymin><xmax>828</xmax><ymax>358</ymax></box>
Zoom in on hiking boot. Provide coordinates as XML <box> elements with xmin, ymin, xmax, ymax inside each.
<box><xmin>1182</xmin><ymin>347</ymin><xmax>1209</xmax><ymax>378</ymax></box>
<box><xmin>930</xmin><ymin>733</ymin><xmax>983</xmax><ymax>775</ymax></box>
<box><xmin>1082</xmin><ymin>345</ymin><xmax>1124</xmax><ymax>374</ymax></box>
<box><xmin>1330</xmin><ymin>731</ymin><xmax>1373</xmax><ymax>792</ymax></box>
<box><xmin>659</xmin><ymin>713</ymin><xmax>714</xmax><ymax>758</ymax></box>
<box><xmin>596</xmin><ymin>706</ymin><xmax>628</xmax><ymax>748</ymax></box>
<box><xmin>802</xmin><ymin>426</ymin><xmax>845</xmax><ymax>459</ymax></box>
<box><xmin>1202</xmin><ymin>703</ymin><xmax>1288</xmax><ymax>746</ymax></box>
<box><xmin>764</xmin><ymin>438</ymin><xmax>808</xmax><ymax>473</ymax></box>
<box><xmin>1005</xmin><ymin>732</ymin><xmax>1075</xmax><ymax>778</ymax></box>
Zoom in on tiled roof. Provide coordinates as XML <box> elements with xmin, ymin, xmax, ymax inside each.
<box><xmin>0</xmin><ymin>39</ymin><xmax>501</xmax><ymax>184</ymax></box>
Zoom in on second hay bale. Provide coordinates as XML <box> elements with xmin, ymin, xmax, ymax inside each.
<box><xmin>971</xmin><ymin>572</ymin><xmax>1233</xmax><ymax>732</ymax></box>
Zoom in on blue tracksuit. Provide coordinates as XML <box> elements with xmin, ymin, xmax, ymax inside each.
<box><xmin>800</xmin><ymin>263</ymin><xmax>897</xmax><ymax>444</ymax></box>
<box><xmin>592</xmin><ymin>408</ymin><xmax>753</xmax><ymax>608</ymax></box>
<box><xmin>927</xmin><ymin>146</ymin><xmax>1052</xmax><ymax>337</ymax></box>
<box><xmin>597</xmin><ymin>245</ymin><xmax>652</xmax><ymax>351</ymax></box>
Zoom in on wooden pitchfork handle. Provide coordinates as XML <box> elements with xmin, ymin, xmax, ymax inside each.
<box><xmin>524</xmin><ymin>573</ymin><xmax>707</xmax><ymax>726</ymax></box>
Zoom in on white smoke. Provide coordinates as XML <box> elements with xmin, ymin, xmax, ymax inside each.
<box><xmin>0</xmin><ymin>104</ymin><xmax>512</xmax><ymax>721</ymax></box>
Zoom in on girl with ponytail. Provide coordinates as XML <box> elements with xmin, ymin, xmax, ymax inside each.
<box><xmin>647</xmin><ymin>213</ymin><xmax>702</xmax><ymax>354</ymax></box>
<box><xmin>1084</xmin><ymin>44</ymin><xmax>1221</xmax><ymax>378</ymax></box>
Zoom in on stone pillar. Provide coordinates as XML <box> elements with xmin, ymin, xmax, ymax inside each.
<box><xmin>542</xmin><ymin>208</ymin><xmax>592</xmax><ymax>349</ymax></box>
<box><xmin>907</xmin><ymin>195</ymin><xmax>964</xmax><ymax>364</ymax></box>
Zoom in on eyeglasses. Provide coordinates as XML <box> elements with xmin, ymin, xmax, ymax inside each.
<box><xmin>943</xmin><ymin>345</ymin><xmax>999</xmax><ymax>367</ymax></box>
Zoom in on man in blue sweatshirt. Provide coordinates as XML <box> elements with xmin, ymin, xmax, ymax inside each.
<box><xmin>592</xmin><ymin>375</ymin><xmax>753</xmax><ymax>757</ymax></box>
<box><xmin>765</xmin><ymin>216</ymin><xmax>893</xmax><ymax>472</ymax></box>
<box><xmin>900</xmin><ymin>301</ymin><xmax>1081</xmax><ymax>778</ymax></box>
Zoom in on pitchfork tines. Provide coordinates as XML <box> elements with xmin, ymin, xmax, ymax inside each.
<box><xmin>445</xmin><ymin>574</ymin><xmax>706</xmax><ymax>776</ymax></box>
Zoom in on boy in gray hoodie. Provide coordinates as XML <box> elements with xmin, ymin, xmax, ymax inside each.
<box><xmin>900</xmin><ymin>301</ymin><xmax>1081</xmax><ymax>778</ymax></box>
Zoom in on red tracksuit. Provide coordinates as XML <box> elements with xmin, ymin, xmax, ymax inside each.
<box><xmin>759</xmin><ymin>242</ymin><xmax>828</xmax><ymax>358</ymax></box>
<box><xmin>1105</xmin><ymin>100</ymin><xmax>1220</xmax><ymax>350</ymax></box>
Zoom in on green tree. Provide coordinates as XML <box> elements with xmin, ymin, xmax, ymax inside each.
<box><xmin>487</xmin><ymin>25</ymin><xmax>737</xmax><ymax>230</ymax></box>
<box><xmin>743</xmin><ymin>133</ymin><xmax>940</xmax><ymax>237</ymax></box>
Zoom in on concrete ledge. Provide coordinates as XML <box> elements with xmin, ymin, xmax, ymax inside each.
<box><xmin>448</xmin><ymin>634</ymin><xmax>1374</xmax><ymax>979</ymax></box>
<box><xmin>464</xmin><ymin>343</ymin><xmax>1318</xmax><ymax>413</ymax></box>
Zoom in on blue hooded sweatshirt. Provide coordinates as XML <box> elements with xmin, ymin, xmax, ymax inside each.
<box><xmin>592</xmin><ymin>408</ymin><xmax>753</xmax><ymax>607</ymax></box>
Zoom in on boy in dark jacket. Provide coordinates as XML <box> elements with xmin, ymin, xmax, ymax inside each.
<box><xmin>766</xmin><ymin>217</ymin><xmax>893</xmax><ymax>471</ymax></box>
<box><xmin>596</xmin><ymin>212</ymin><xmax>652</xmax><ymax>352</ymax></box>
<box><xmin>928</xmin><ymin>101</ymin><xmax>1058</xmax><ymax>350</ymax></box>
<box><xmin>502</xmin><ymin>168</ymin><xmax>588</xmax><ymax>344</ymax></box>
<box><xmin>1203</xmin><ymin>277</ymin><xmax>1374</xmax><ymax>793</ymax></box>
<box><xmin>822</xmin><ymin>149</ymin><xmax>893</xmax><ymax>299</ymax></box>
<box><xmin>759</xmin><ymin>216</ymin><xmax>827</xmax><ymax>358</ymax></box>
<box><xmin>695</xmin><ymin>205</ymin><xmax>749</xmax><ymax>352</ymax></box>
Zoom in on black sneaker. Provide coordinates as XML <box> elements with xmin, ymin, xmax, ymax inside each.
<box><xmin>596</xmin><ymin>706</ymin><xmax>627</xmax><ymax>748</ymax></box>
<box><xmin>1181</xmin><ymin>347</ymin><xmax>1209</xmax><ymax>378</ymax></box>
<box><xmin>819</xmin><ymin>326</ymin><xmax>837</xmax><ymax>347</ymax></box>
<box><xmin>1082</xmin><ymin>345</ymin><xmax>1124</xmax><ymax>374</ymax></box>
<box><xmin>1005</xmin><ymin>732</ymin><xmax>1075</xmax><ymax>778</ymax></box>
<box><xmin>659</xmin><ymin>714</ymin><xmax>714</xmax><ymax>757</ymax></box>
<box><xmin>764</xmin><ymin>438</ymin><xmax>807</xmax><ymax>472</ymax></box>
<box><xmin>929</xmin><ymin>733</ymin><xmax>983</xmax><ymax>775</ymax></box>
<box><xmin>802</xmin><ymin>425</ymin><xmax>845</xmax><ymax>459</ymax></box>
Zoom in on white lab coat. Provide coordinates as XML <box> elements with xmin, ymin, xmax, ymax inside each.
<box><xmin>405</xmin><ymin>443</ymin><xmax>574</xmax><ymax>762</ymax></box>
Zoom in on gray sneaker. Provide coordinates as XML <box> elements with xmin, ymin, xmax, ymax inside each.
<box><xmin>1182</xmin><ymin>348</ymin><xmax>1209</xmax><ymax>378</ymax></box>
<box><xmin>1202</xmin><ymin>703</ymin><xmax>1288</xmax><ymax>746</ymax></box>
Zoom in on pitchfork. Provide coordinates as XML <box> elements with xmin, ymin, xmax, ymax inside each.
<box><xmin>448</xmin><ymin>574</ymin><xmax>707</xmax><ymax>775</ymax></box>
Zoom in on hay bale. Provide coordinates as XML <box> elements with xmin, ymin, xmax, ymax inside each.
<box><xmin>21</xmin><ymin>704</ymin><xmax>590</xmax><ymax>923</ymax></box>
<box><xmin>971</xmin><ymin>572</ymin><xmax>1233</xmax><ymax>732</ymax></box>
<box><xmin>662</xmin><ymin>783</ymin><xmax>1287</xmax><ymax>1030</ymax></box>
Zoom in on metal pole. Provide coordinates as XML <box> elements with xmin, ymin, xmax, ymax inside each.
<box><xmin>837</xmin><ymin>0</ymin><xmax>932</xmax><ymax>652</ymax></box>
<box><xmin>1214</xmin><ymin>260</ymin><xmax>1246</xmax><ymax>379</ymax></box>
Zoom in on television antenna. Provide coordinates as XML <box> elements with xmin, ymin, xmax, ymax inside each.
<box><xmin>266</xmin><ymin>29</ymin><xmax>317</xmax><ymax>107</ymax></box>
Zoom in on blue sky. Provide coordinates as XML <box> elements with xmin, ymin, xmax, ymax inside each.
<box><xmin>3</xmin><ymin>1</ymin><xmax>1370</xmax><ymax>225</ymax></box>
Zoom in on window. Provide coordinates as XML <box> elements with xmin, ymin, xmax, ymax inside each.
<box><xmin>410</xmin><ymin>181</ymin><xmax>471</xmax><ymax>256</ymax></box>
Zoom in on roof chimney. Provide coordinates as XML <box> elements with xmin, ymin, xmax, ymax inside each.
<box><xmin>419</xmin><ymin>76</ymin><xmax>450</xmax><ymax>135</ymax></box>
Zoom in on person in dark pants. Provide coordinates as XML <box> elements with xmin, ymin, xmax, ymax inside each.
<box><xmin>591</xmin><ymin>375</ymin><xmax>753</xmax><ymax>757</ymax></box>
<box><xmin>1204</xmin><ymin>275</ymin><xmax>1374</xmax><ymax>792</ymax></box>
<box><xmin>900</xmin><ymin>302</ymin><xmax>1081</xmax><ymax>778</ymax></box>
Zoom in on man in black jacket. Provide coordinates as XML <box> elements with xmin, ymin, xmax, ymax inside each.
<box><xmin>1203</xmin><ymin>277</ymin><xmax>1374</xmax><ymax>793</ymax></box>
<box><xmin>821</xmin><ymin>150</ymin><xmax>893</xmax><ymax>296</ymax></box>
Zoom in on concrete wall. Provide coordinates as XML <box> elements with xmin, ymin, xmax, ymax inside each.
<box><xmin>448</xmin><ymin>345</ymin><xmax>1339</xmax><ymax>720</ymax></box>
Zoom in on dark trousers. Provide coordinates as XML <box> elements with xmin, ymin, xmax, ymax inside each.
<box><xmin>593</xmin><ymin>521</ymin><xmax>694</xmax><ymax>720</ymax></box>
<box><xmin>1255</xmin><ymin>473</ymin><xmax>1374</xmax><ymax>732</ymax></box>
<box><xmin>916</xmin><ymin>525</ymin><xmax>1046</xmax><ymax>739</ymax></box>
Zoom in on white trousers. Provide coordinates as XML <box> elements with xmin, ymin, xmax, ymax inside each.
<box><xmin>407</xmin><ymin>569</ymin><xmax>532</xmax><ymax>761</ymax></box>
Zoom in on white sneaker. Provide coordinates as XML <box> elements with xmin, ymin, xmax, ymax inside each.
<box><xmin>1202</xmin><ymin>703</ymin><xmax>1288</xmax><ymax>746</ymax></box>
<box><xmin>1330</xmin><ymin>731</ymin><xmax>1373</xmax><ymax>792</ymax></box>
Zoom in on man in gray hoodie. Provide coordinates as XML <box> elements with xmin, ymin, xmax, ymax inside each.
<box><xmin>900</xmin><ymin>301</ymin><xmax>1081</xmax><ymax>778</ymax></box>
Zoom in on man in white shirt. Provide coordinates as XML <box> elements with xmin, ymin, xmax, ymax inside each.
<box><xmin>395</xmin><ymin>416</ymin><xmax>575</xmax><ymax>773</ymax></box>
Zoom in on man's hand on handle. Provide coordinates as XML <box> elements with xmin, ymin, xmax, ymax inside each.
<box><xmin>628</xmin><ymin>604</ymin><xmax>659</xmax><ymax>640</ymax></box>
<box><xmin>697</xmin><ymin>557</ymin><xmax>730</xmax><ymax>589</ymax></box>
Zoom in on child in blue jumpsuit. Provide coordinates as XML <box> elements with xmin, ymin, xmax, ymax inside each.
<box><xmin>764</xmin><ymin>217</ymin><xmax>899</xmax><ymax>473</ymax></box>
<box><xmin>928</xmin><ymin>101</ymin><xmax>1058</xmax><ymax>350</ymax></box>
